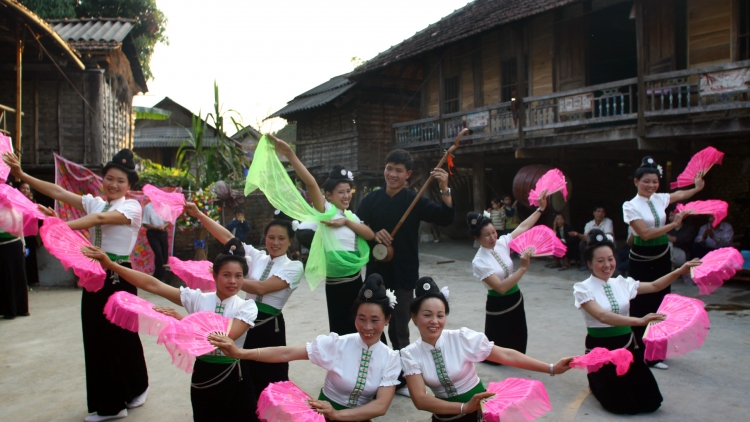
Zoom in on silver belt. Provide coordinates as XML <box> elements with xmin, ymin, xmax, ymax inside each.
<box><xmin>0</xmin><ymin>237</ymin><xmax>21</xmax><ymax>246</ymax></box>
<box><xmin>325</xmin><ymin>273</ymin><xmax>362</xmax><ymax>285</ymax></box>
<box><xmin>191</xmin><ymin>359</ymin><xmax>242</xmax><ymax>389</ymax></box>
<box><xmin>629</xmin><ymin>246</ymin><xmax>670</xmax><ymax>262</ymax></box>
<box><xmin>252</xmin><ymin>314</ymin><xmax>279</xmax><ymax>332</ymax></box>
<box><xmin>486</xmin><ymin>292</ymin><xmax>523</xmax><ymax>316</ymax></box>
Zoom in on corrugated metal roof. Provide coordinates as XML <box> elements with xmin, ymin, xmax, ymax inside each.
<box><xmin>48</xmin><ymin>18</ymin><xmax>135</xmax><ymax>43</ymax></box>
<box><xmin>133</xmin><ymin>127</ymin><xmax>218</xmax><ymax>149</ymax></box>
<box><xmin>269</xmin><ymin>75</ymin><xmax>356</xmax><ymax>119</ymax></box>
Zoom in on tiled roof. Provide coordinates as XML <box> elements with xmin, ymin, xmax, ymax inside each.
<box><xmin>48</xmin><ymin>18</ymin><xmax>135</xmax><ymax>44</ymax></box>
<box><xmin>352</xmin><ymin>0</ymin><xmax>577</xmax><ymax>76</ymax></box>
<box><xmin>134</xmin><ymin>127</ymin><xmax>218</xmax><ymax>149</ymax></box>
<box><xmin>269</xmin><ymin>75</ymin><xmax>356</xmax><ymax>119</ymax></box>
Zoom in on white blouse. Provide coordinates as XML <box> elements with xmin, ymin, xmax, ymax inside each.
<box><xmin>400</xmin><ymin>328</ymin><xmax>494</xmax><ymax>399</ymax></box>
<box><xmin>573</xmin><ymin>275</ymin><xmax>640</xmax><ymax>328</ymax></box>
<box><xmin>472</xmin><ymin>234</ymin><xmax>514</xmax><ymax>289</ymax></box>
<box><xmin>81</xmin><ymin>194</ymin><xmax>142</xmax><ymax>256</ymax></box>
<box><xmin>179</xmin><ymin>287</ymin><xmax>258</xmax><ymax>355</ymax></box>
<box><xmin>296</xmin><ymin>202</ymin><xmax>361</xmax><ymax>252</ymax></box>
<box><xmin>622</xmin><ymin>193</ymin><xmax>670</xmax><ymax>229</ymax></box>
<box><xmin>243</xmin><ymin>244</ymin><xmax>303</xmax><ymax>311</ymax></box>
<box><xmin>307</xmin><ymin>333</ymin><xmax>401</xmax><ymax>408</ymax></box>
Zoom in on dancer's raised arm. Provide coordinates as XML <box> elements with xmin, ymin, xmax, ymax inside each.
<box><xmin>185</xmin><ymin>202</ymin><xmax>233</xmax><ymax>244</ymax></box>
<box><xmin>269</xmin><ymin>134</ymin><xmax>325</xmax><ymax>212</ymax></box>
<box><xmin>510</xmin><ymin>190</ymin><xmax>547</xmax><ymax>238</ymax></box>
<box><xmin>3</xmin><ymin>152</ymin><xmax>83</xmax><ymax>210</ymax></box>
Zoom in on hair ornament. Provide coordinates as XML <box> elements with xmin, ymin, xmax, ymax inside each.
<box><xmin>647</xmin><ymin>158</ymin><xmax>654</xmax><ymax>164</ymax></box>
<box><xmin>422</xmin><ymin>282</ymin><xmax>431</xmax><ymax>291</ymax></box>
<box><xmin>656</xmin><ymin>164</ymin><xmax>664</xmax><ymax>177</ymax></box>
<box><xmin>291</xmin><ymin>220</ymin><xmax>300</xmax><ymax>231</ymax></box>
<box><xmin>440</xmin><ymin>285</ymin><xmax>450</xmax><ymax>299</ymax></box>
<box><xmin>483</xmin><ymin>210</ymin><xmax>491</xmax><ymax>219</ymax></box>
<box><xmin>347</xmin><ymin>170</ymin><xmax>353</xmax><ymax>180</ymax></box>
<box><xmin>606</xmin><ymin>234</ymin><xmax>614</xmax><ymax>242</ymax></box>
<box><xmin>340</xmin><ymin>169</ymin><xmax>347</xmax><ymax>176</ymax></box>
<box><xmin>596</xmin><ymin>234</ymin><xmax>604</xmax><ymax>242</ymax></box>
<box><xmin>363</xmin><ymin>289</ymin><xmax>373</xmax><ymax>299</ymax></box>
<box><xmin>471</xmin><ymin>218</ymin><xmax>478</xmax><ymax>226</ymax></box>
<box><xmin>274</xmin><ymin>209</ymin><xmax>281</xmax><ymax>215</ymax></box>
<box><xmin>385</xmin><ymin>289</ymin><xmax>397</xmax><ymax>309</ymax></box>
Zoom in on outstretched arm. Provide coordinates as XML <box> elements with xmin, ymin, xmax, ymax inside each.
<box><xmin>486</xmin><ymin>346</ymin><xmax>573</xmax><ymax>374</ymax></box>
<box><xmin>630</xmin><ymin>211</ymin><xmax>688</xmax><ymax>241</ymax></box>
<box><xmin>241</xmin><ymin>275</ymin><xmax>290</xmax><ymax>296</ymax></box>
<box><xmin>581</xmin><ymin>300</ymin><xmax>662</xmax><ymax>327</ymax></box>
<box><xmin>269</xmin><ymin>134</ymin><xmax>325</xmax><ymax>213</ymax></box>
<box><xmin>483</xmin><ymin>249</ymin><xmax>531</xmax><ymax>294</ymax></box>
<box><xmin>3</xmin><ymin>152</ymin><xmax>84</xmax><ymax>211</ymax></box>
<box><xmin>83</xmin><ymin>246</ymin><xmax>182</xmax><ymax>305</ymax></box>
<box><xmin>320</xmin><ymin>218</ymin><xmax>375</xmax><ymax>241</ymax></box>
<box><xmin>67</xmin><ymin>211</ymin><xmax>132</xmax><ymax>230</ymax></box>
<box><xmin>510</xmin><ymin>191</ymin><xmax>547</xmax><ymax>238</ymax></box>
<box><xmin>184</xmin><ymin>202</ymin><xmax>233</xmax><ymax>244</ymax></box>
<box><xmin>210</xmin><ymin>334</ymin><xmax>308</xmax><ymax>362</ymax></box>
<box><xmin>638</xmin><ymin>259</ymin><xmax>701</xmax><ymax>294</ymax></box>
<box><xmin>406</xmin><ymin>373</ymin><xmax>495</xmax><ymax>416</ymax></box>
<box><xmin>670</xmin><ymin>172</ymin><xmax>705</xmax><ymax>203</ymax></box>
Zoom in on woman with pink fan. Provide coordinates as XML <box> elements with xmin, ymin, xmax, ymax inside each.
<box><xmin>4</xmin><ymin>149</ymin><xmax>149</xmax><ymax>422</ymax></box>
<box><xmin>400</xmin><ymin>277</ymin><xmax>573</xmax><ymax>422</ymax></box>
<box><xmin>573</xmin><ymin>230</ymin><xmax>701</xmax><ymax>414</ymax></box>
<box><xmin>84</xmin><ymin>239</ymin><xmax>260</xmax><ymax>422</ymax></box>
<box><xmin>210</xmin><ymin>274</ymin><xmax>401</xmax><ymax>422</ymax></box>
<box><xmin>623</xmin><ymin>156</ymin><xmax>705</xmax><ymax>369</ymax></box>
<box><xmin>469</xmin><ymin>191</ymin><xmax>549</xmax><ymax>359</ymax></box>
<box><xmin>184</xmin><ymin>203</ymin><xmax>304</xmax><ymax>400</ymax></box>
<box><xmin>670</xmin><ymin>146</ymin><xmax>724</xmax><ymax>190</ymax></box>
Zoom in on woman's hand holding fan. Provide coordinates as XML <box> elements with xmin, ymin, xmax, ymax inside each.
<box><xmin>509</xmin><ymin>226</ymin><xmax>567</xmax><ymax>257</ymax></box>
<box><xmin>528</xmin><ymin>169</ymin><xmax>567</xmax><ymax>206</ymax></box>
<box><xmin>157</xmin><ymin>311</ymin><xmax>233</xmax><ymax>372</ymax></box>
<box><xmin>0</xmin><ymin>134</ymin><xmax>13</xmax><ymax>183</ymax></box>
<box><xmin>42</xmin><ymin>219</ymin><xmax>107</xmax><ymax>292</ymax></box>
<box><xmin>208</xmin><ymin>333</ymin><xmax>243</xmax><ymax>359</ymax></box>
<box><xmin>256</xmin><ymin>381</ymin><xmax>325</xmax><ymax>422</ymax></box>
<box><xmin>691</xmin><ymin>247</ymin><xmax>743</xmax><ymax>295</ymax></box>
<box><xmin>671</xmin><ymin>146</ymin><xmax>723</xmax><ymax>189</ymax></box>
<box><xmin>675</xmin><ymin>200</ymin><xmax>728</xmax><ymax>226</ymax></box>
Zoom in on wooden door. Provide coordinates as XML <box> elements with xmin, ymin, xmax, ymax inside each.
<box><xmin>556</xmin><ymin>5</ymin><xmax>587</xmax><ymax>91</ymax></box>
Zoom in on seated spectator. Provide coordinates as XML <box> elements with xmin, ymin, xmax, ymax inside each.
<box><xmin>570</xmin><ymin>205</ymin><xmax>614</xmax><ymax>271</ymax></box>
<box><xmin>666</xmin><ymin>207</ymin><xmax>697</xmax><ymax>269</ymax></box>
<box><xmin>546</xmin><ymin>212</ymin><xmax>578</xmax><ymax>270</ymax></box>
<box><xmin>226</xmin><ymin>208</ymin><xmax>251</xmax><ymax>243</ymax></box>
<box><xmin>691</xmin><ymin>216</ymin><xmax>734</xmax><ymax>258</ymax></box>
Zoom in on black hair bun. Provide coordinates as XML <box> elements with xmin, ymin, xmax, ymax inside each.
<box><xmin>329</xmin><ymin>164</ymin><xmax>352</xmax><ymax>180</ymax></box>
<box><xmin>110</xmin><ymin>149</ymin><xmax>136</xmax><ymax>170</ymax></box>
<box><xmin>639</xmin><ymin>156</ymin><xmax>658</xmax><ymax>169</ymax></box>
<box><xmin>466</xmin><ymin>212</ymin><xmax>486</xmax><ymax>228</ymax></box>
<box><xmin>415</xmin><ymin>276</ymin><xmax>440</xmax><ymax>299</ymax></box>
<box><xmin>359</xmin><ymin>274</ymin><xmax>387</xmax><ymax>301</ymax></box>
<box><xmin>586</xmin><ymin>229</ymin><xmax>612</xmax><ymax>247</ymax></box>
<box><xmin>222</xmin><ymin>237</ymin><xmax>246</xmax><ymax>257</ymax></box>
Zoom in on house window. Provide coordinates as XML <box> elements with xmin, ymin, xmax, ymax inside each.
<box><xmin>740</xmin><ymin>0</ymin><xmax>750</xmax><ymax>60</ymax></box>
<box><xmin>443</xmin><ymin>76</ymin><xmax>459</xmax><ymax>114</ymax></box>
<box><xmin>500</xmin><ymin>58</ymin><xmax>518</xmax><ymax>103</ymax></box>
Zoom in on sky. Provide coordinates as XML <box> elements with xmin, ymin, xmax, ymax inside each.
<box><xmin>133</xmin><ymin>0</ymin><xmax>471</xmax><ymax>135</ymax></box>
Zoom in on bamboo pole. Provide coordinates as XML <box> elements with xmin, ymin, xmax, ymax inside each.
<box><xmin>15</xmin><ymin>22</ymin><xmax>23</xmax><ymax>156</ymax></box>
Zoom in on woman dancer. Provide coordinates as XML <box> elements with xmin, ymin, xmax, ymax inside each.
<box><xmin>624</xmin><ymin>156</ymin><xmax>704</xmax><ymax>369</ymax></box>
<box><xmin>211</xmin><ymin>274</ymin><xmax>400</xmax><ymax>422</ymax></box>
<box><xmin>401</xmin><ymin>277</ymin><xmax>572</xmax><ymax>422</ymax></box>
<box><xmin>185</xmin><ymin>203</ymin><xmax>303</xmax><ymax>398</ymax></box>
<box><xmin>574</xmin><ymin>229</ymin><xmax>700</xmax><ymax>414</ymax></box>
<box><xmin>84</xmin><ymin>239</ymin><xmax>259</xmax><ymax>422</ymax></box>
<box><xmin>469</xmin><ymin>190</ymin><xmax>547</xmax><ymax>358</ymax></box>
<box><xmin>273</xmin><ymin>135</ymin><xmax>374</xmax><ymax>335</ymax></box>
<box><xmin>3</xmin><ymin>150</ymin><xmax>148</xmax><ymax>421</ymax></box>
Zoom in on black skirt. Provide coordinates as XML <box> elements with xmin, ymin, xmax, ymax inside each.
<box><xmin>191</xmin><ymin>359</ymin><xmax>258</xmax><ymax>422</ymax></box>
<box><xmin>585</xmin><ymin>332</ymin><xmax>662</xmax><ymax>415</ymax></box>
<box><xmin>325</xmin><ymin>272</ymin><xmax>363</xmax><ymax>336</ymax></box>
<box><xmin>81</xmin><ymin>264</ymin><xmax>149</xmax><ymax>416</ymax></box>
<box><xmin>629</xmin><ymin>244</ymin><xmax>672</xmax><ymax>340</ymax></box>
<box><xmin>243</xmin><ymin>310</ymin><xmax>289</xmax><ymax>398</ymax></box>
<box><xmin>24</xmin><ymin>235</ymin><xmax>40</xmax><ymax>286</ymax></box>
<box><xmin>432</xmin><ymin>411</ymin><xmax>480</xmax><ymax>421</ymax></box>
<box><xmin>484</xmin><ymin>290</ymin><xmax>527</xmax><ymax>357</ymax></box>
<box><xmin>0</xmin><ymin>238</ymin><xmax>28</xmax><ymax>318</ymax></box>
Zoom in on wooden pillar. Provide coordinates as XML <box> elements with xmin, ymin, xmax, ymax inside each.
<box><xmin>90</xmin><ymin>71</ymin><xmax>104</xmax><ymax>166</ymax></box>
<box><xmin>472</xmin><ymin>156</ymin><xmax>486</xmax><ymax>213</ymax></box>
<box><xmin>15</xmin><ymin>22</ymin><xmax>23</xmax><ymax>154</ymax></box>
<box><xmin>635</xmin><ymin>0</ymin><xmax>648</xmax><ymax>145</ymax></box>
<box><xmin>82</xmin><ymin>74</ymin><xmax>87</xmax><ymax>165</ymax></box>
<box><xmin>515</xmin><ymin>25</ymin><xmax>527</xmax><ymax>149</ymax></box>
<box><xmin>57</xmin><ymin>77</ymin><xmax>62</xmax><ymax>156</ymax></box>
<box><xmin>437</xmin><ymin>54</ymin><xmax>445</xmax><ymax>148</ymax></box>
<box><xmin>33</xmin><ymin>75</ymin><xmax>38</xmax><ymax>165</ymax></box>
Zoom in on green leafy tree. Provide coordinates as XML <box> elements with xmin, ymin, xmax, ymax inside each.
<box><xmin>21</xmin><ymin>0</ymin><xmax>168</xmax><ymax>80</ymax></box>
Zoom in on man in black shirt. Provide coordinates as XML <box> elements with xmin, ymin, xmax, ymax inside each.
<box><xmin>357</xmin><ymin>149</ymin><xmax>455</xmax><ymax>351</ymax></box>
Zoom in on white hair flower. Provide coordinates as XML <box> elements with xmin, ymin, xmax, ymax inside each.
<box><xmin>291</xmin><ymin>220</ymin><xmax>300</xmax><ymax>231</ymax></box>
<box><xmin>385</xmin><ymin>289</ymin><xmax>397</xmax><ymax>309</ymax></box>
<box><xmin>440</xmin><ymin>286</ymin><xmax>450</xmax><ymax>299</ymax></box>
<box><xmin>483</xmin><ymin>210</ymin><xmax>491</xmax><ymax>219</ymax></box>
<box><xmin>656</xmin><ymin>165</ymin><xmax>663</xmax><ymax>177</ymax></box>
<box><xmin>347</xmin><ymin>170</ymin><xmax>354</xmax><ymax>180</ymax></box>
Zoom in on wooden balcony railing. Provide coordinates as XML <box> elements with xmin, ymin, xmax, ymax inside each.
<box><xmin>0</xmin><ymin>103</ymin><xmax>23</xmax><ymax>136</ymax></box>
<box><xmin>392</xmin><ymin>60</ymin><xmax>750</xmax><ymax>149</ymax></box>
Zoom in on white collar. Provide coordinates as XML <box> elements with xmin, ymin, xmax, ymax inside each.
<box><xmin>105</xmin><ymin>196</ymin><xmax>127</xmax><ymax>206</ymax></box>
<box><xmin>417</xmin><ymin>332</ymin><xmax>445</xmax><ymax>351</ymax></box>
<box><xmin>355</xmin><ymin>333</ymin><xmax>383</xmax><ymax>351</ymax></box>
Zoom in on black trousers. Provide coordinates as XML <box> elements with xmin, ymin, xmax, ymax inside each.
<box><xmin>243</xmin><ymin>311</ymin><xmax>289</xmax><ymax>398</ymax></box>
<box><xmin>82</xmin><ymin>264</ymin><xmax>149</xmax><ymax>415</ymax></box>
<box><xmin>24</xmin><ymin>236</ymin><xmax>40</xmax><ymax>285</ymax></box>
<box><xmin>146</xmin><ymin>229</ymin><xmax>168</xmax><ymax>281</ymax></box>
<box><xmin>585</xmin><ymin>333</ymin><xmax>662</xmax><ymax>414</ymax></box>
<box><xmin>191</xmin><ymin>359</ymin><xmax>258</xmax><ymax>422</ymax></box>
<box><xmin>325</xmin><ymin>272</ymin><xmax>363</xmax><ymax>336</ymax></box>
<box><xmin>0</xmin><ymin>238</ymin><xmax>28</xmax><ymax>318</ymax></box>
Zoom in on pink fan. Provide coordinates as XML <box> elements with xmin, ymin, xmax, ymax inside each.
<box><xmin>528</xmin><ymin>169</ymin><xmax>568</xmax><ymax>207</ymax></box>
<box><xmin>143</xmin><ymin>184</ymin><xmax>185</xmax><ymax>223</ymax></box>
<box><xmin>570</xmin><ymin>347</ymin><xmax>633</xmax><ymax>375</ymax></box>
<box><xmin>157</xmin><ymin>311</ymin><xmax>232</xmax><ymax>370</ymax></box>
<box><xmin>0</xmin><ymin>184</ymin><xmax>46</xmax><ymax>237</ymax></box>
<box><xmin>0</xmin><ymin>203</ymin><xmax>23</xmax><ymax>237</ymax></box>
<box><xmin>40</xmin><ymin>217</ymin><xmax>107</xmax><ymax>292</ymax></box>
<box><xmin>670</xmin><ymin>146</ymin><xmax>724</xmax><ymax>189</ymax></box>
<box><xmin>257</xmin><ymin>381</ymin><xmax>324</xmax><ymax>422</ymax></box>
<box><xmin>643</xmin><ymin>294</ymin><xmax>710</xmax><ymax>361</ymax></box>
<box><xmin>509</xmin><ymin>225</ymin><xmax>567</xmax><ymax>257</ymax></box>
<box><xmin>168</xmin><ymin>256</ymin><xmax>215</xmax><ymax>292</ymax></box>
<box><xmin>691</xmin><ymin>247</ymin><xmax>744</xmax><ymax>295</ymax></box>
<box><xmin>675</xmin><ymin>200</ymin><xmax>728</xmax><ymax>227</ymax></box>
<box><xmin>0</xmin><ymin>133</ymin><xmax>12</xmax><ymax>183</ymax></box>
<box><xmin>482</xmin><ymin>378</ymin><xmax>552</xmax><ymax>422</ymax></box>
<box><xmin>104</xmin><ymin>291</ymin><xmax>176</xmax><ymax>336</ymax></box>
<box><xmin>158</xmin><ymin>336</ymin><xmax>198</xmax><ymax>373</ymax></box>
